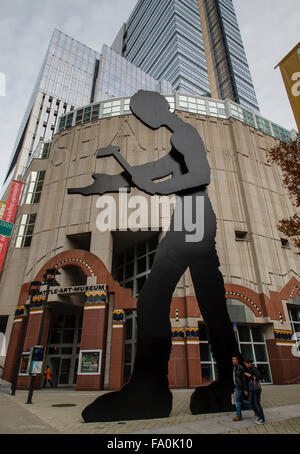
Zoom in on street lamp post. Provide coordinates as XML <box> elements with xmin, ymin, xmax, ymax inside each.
<box><xmin>11</xmin><ymin>281</ymin><xmax>42</xmax><ymax>396</ymax></box>
<box><xmin>26</xmin><ymin>267</ymin><xmax>61</xmax><ymax>405</ymax></box>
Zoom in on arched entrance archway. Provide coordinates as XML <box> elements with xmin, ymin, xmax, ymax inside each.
<box><xmin>4</xmin><ymin>249</ymin><xmax>135</xmax><ymax>390</ymax></box>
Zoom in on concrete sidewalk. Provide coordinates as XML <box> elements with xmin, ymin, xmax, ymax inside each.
<box><xmin>0</xmin><ymin>382</ymin><xmax>300</xmax><ymax>434</ymax></box>
<box><xmin>0</xmin><ymin>393</ymin><xmax>59</xmax><ymax>434</ymax></box>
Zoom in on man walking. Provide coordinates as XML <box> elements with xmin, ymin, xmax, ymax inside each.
<box><xmin>232</xmin><ymin>356</ymin><xmax>248</xmax><ymax>421</ymax></box>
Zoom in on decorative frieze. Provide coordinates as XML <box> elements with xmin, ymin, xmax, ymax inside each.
<box><xmin>274</xmin><ymin>329</ymin><xmax>293</xmax><ymax>342</ymax></box>
<box><xmin>55</xmin><ymin>258</ymin><xmax>95</xmax><ymax>276</ymax></box>
<box><xmin>112</xmin><ymin>310</ymin><xmax>125</xmax><ymax>325</ymax></box>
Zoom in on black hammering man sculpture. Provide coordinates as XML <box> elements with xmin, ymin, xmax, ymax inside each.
<box><xmin>68</xmin><ymin>90</ymin><xmax>241</xmax><ymax>422</ymax></box>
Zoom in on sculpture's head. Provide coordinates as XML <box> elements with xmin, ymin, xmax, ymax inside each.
<box><xmin>130</xmin><ymin>90</ymin><xmax>171</xmax><ymax>129</ymax></box>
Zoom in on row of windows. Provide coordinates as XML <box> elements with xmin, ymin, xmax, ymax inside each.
<box><xmin>56</xmin><ymin>94</ymin><xmax>292</xmax><ymax>143</ymax></box>
<box><xmin>29</xmin><ymin>95</ymin><xmax>72</xmax><ymax>158</ymax></box>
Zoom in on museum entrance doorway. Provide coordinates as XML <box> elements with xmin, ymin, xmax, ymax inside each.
<box><xmin>44</xmin><ymin>303</ymin><xmax>83</xmax><ymax>387</ymax></box>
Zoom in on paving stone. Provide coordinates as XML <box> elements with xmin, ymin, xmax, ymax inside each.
<box><xmin>1</xmin><ymin>385</ymin><xmax>300</xmax><ymax>434</ymax></box>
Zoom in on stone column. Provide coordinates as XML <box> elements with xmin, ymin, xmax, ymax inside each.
<box><xmin>76</xmin><ymin>290</ymin><xmax>108</xmax><ymax>391</ymax></box>
<box><xmin>185</xmin><ymin>327</ymin><xmax>202</xmax><ymax>388</ymax></box>
<box><xmin>109</xmin><ymin>310</ymin><xmax>125</xmax><ymax>390</ymax></box>
<box><xmin>168</xmin><ymin>328</ymin><xmax>188</xmax><ymax>388</ymax></box>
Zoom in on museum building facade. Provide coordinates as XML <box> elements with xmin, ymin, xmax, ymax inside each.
<box><xmin>1</xmin><ymin>93</ymin><xmax>300</xmax><ymax>390</ymax></box>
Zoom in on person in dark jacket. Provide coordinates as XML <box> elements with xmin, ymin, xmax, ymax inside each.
<box><xmin>232</xmin><ymin>356</ymin><xmax>248</xmax><ymax>421</ymax></box>
<box><xmin>244</xmin><ymin>359</ymin><xmax>265</xmax><ymax>424</ymax></box>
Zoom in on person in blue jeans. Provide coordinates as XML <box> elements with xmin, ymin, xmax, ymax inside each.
<box><xmin>244</xmin><ymin>359</ymin><xmax>265</xmax><ymax>425</ymax></box>
<box><xmin>232</xmin><ymin>356</ymin><xmax>249</xmax><ymax>421</ymax></box>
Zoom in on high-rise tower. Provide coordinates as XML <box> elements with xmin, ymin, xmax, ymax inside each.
<box><xmin>4</xmin><ymin>29</ymin><xmax>101</xmax><ymax>183</ymax></box>
<box><xmin>112</xmin><ymin>0</ymin><xmax>259</xmax><ymax>112</ymax></box>
<box><xmin>113</xmin><ymin>0</ymin><xmax>211</xmax><ymax>97</ymax></box>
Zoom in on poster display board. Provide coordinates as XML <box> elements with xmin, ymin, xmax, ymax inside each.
<box><xmin>78</xmin><ymin>350</ymin><xmax>102</xmax><ymax>375</ymax></box>
<box><xmin>19</xmin><ymin>352</ymin><xmax>30</xmax><ymax>375</ymax></box>
<box><xmin>28</xmin><ymin>345</ymin><xmax>45</xmax><ymax>375</ymax></box>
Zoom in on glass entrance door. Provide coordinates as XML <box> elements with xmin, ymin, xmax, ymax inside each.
<box><xmin>45</xmin><ymin>311</ymin><xmax>82</xmax><ymax>387</ymax></box>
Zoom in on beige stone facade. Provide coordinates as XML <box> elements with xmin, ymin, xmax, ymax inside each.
<box><xmin>1</xmin><ymin>103</ymin><xmax>299</xmax><ymax>389</ymax></box>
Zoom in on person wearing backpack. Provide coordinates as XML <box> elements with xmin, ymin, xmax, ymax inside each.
<box><xmin>244</xmin><ymin>359</ymin><xmax>265</xmax><ymax>425</ymax></box>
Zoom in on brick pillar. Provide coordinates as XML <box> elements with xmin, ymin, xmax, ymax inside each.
<box><xmin>267</xmin><ymin>332</ymin><xmax>300</xmax><ymax>384</ymax></box>
<box><xmin>2</xmin><ymin>306</ymin><xmax>27</xmax><ymax>383</ymax></box>
<box><xmin>76</xmin><ymin>290</ymin><xmax>108</xmax><ymax>391</ymax></box>
<box><xmin>109</xmin><ymin>310</ymin><xmax>125</xmax><ymax>390</ymax></box>
<box><xmin>185</xmin><ymin>327</ymin><xmax>202</xmax><ymax>388</ymax></box>
<box><xmin>18</xmin><ymin>297</ymin><xmax>51</xmax><ymax>390</ymax></box>
<box><xmin>168</xmin><ymin>328</ymin><xmax>188</xmax><ymax>388</ymax></box>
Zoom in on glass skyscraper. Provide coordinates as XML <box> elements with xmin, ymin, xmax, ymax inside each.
<box><xmin>5</xmin><ymin>0</ymin><xmax>260</xmax><ymax>186</ymax></box>
<box><xmin>5</xmin><ymin>30</ymin><xmax>171</xmax><ymax>185</ymax></box>
<box><xmin>5</xmin><ymin>29</ymin><xmax>101</xmax><ymax>183</ymax></box>
<box><xmin>113</xmin><ymin>0</ymin><xmax>211</xmax><ymax>96</ymax></box>
<box><xmin>112</xmin><ymin>0</ymin><xmax>259</xmax><ymax>112</ymax></box>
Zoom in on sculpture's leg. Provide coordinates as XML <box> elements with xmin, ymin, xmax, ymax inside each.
<box><xmin>189</xmin><ymin>259</ymin><xmax>240</xmax><ymax>414</ymax></box>
<box><xmin>82</xmin><ymin>240</ymin><xmax>187</xmax><ymax>422</ymax></box>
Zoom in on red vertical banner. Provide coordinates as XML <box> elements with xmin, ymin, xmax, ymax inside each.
<box><xmin>0</xmin><ymin>180</ymin><xmax>23</xmax><ymax>272</ymax></box>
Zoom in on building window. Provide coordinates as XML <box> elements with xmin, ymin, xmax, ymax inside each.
<box><xmin>198</xmin><ymin>323</ymin><xmax>272</xmax><ymax>383</ymax></box>
<box><xmin>23</xmin><ymin>171</ymin><xmax>46</xmax><ymax>204</ymax></box>
<box><xmin>235</xmin><ymin>231</ymin><xmax>249</xmax><ymax>242</ymax></box>
<box><xmin>41</xmin><ymin>124</ymin><xmax>47</xmax><ymax>139</ymax></box>
<box><xmin>39</xmin><ymin>142</ymin><xmax>51</xmax><ymax>159</ymax></box>
<box><xmin>281</xmin><ymin>238</ymin><xmax>290</xmax><ymax>249</ymax></box>
<box><xmin>113</xmin><ymin>234</ymin><xmax>159</xmax><ymax>297</ymax></box>
<box><xmin>124</xmin><ymin>309</ymin><xmax>137</xmax><ymax>383</ymax></box>
<box><xmin>14</xmin><ymin>214</ymin><xmax>37</xmax><ymax>248</ymax></box>
<box><xmin>198</xmin><ymin>324</ymin><xmax>217</xmax><ymax>383</ymax></box>
<box><xmin>47</xmin><ymin>97</ymin><xmax>53</xmax><ymax>109</ymax></box>
<box><xmin>0</xmin><ymin>316</ymin><xmax>8</xmax><ymax>334</ymax></box>
<box><xmin>289</xmin><ymin>307</ymin><xmax>300</xmax><ymax>352</ymax></box>
<box><xmin>52</xmin><ymin>114</ymin><xmax>57</xmax><ymax>126</ymax></box>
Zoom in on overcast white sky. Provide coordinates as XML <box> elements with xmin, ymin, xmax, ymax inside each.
<box><xmin>0</xmin><ymin>0</ymin><xmax>299</xmax><ymax>185</ymax></box>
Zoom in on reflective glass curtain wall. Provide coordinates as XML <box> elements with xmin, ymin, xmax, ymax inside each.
<box><xmin>204</xmin><ymin>0</ymin><xmax>259</xmax><ymax>112</ymax></box>
<box><xmin>94</xmin><ymin>45</ymin><xmax>172</xmax><ymax>102</ymax></box>
<box><xmin>40</xmin><ymin>29</ymin><xmax>100</xmax><ymax>107</ymax></box>
<box><xmin>5</xmin><ymin>29</ymin><xmax>101</xmax><ymax>182</ymax></box>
